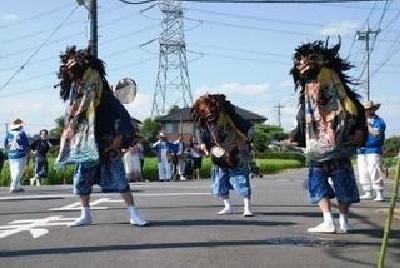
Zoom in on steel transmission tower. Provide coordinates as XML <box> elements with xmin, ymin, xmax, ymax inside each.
<box><xmin>151</xmin><ymin>0</ymin><xmax>193</xmax><ymax>117</ymax></box>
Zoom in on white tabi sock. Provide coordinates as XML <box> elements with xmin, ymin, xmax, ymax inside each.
<box><xmin>69</xmin><ymin>206</ymin><xmax>91</xmax><ymax>227</ymax></box>
<box><xmin>128</xmin><ymin>206</ymin><xmax>148</xmax><ymax>226</ymax></box>
<box><xmin>81</xmin><ymin>206</ymin><xmax>91</xmax><ymax>220</ymax></box>
<box><xmin>223</xmin><ymin>199</ymin><xmax>231</xmax><ymax>209</ymax></box>
<box><xmin>339</xmin><ymin>213</ymin><xmax>349</xmax><ymax>225</ymax></box>
<box><xmin>323</xmin><ymin>212</ymin><xmax>334</xmax><ymax>225</ymax></box>
<box><xmin>243</xmin><ymin>198</ymin><xmax>251</xmax><ymax>212</ymax></box>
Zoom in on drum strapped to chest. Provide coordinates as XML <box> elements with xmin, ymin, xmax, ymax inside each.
<box><xmin>210</xmin><ymin>145</ymin><xmax>225</xmax><ymax>159</ymax></box>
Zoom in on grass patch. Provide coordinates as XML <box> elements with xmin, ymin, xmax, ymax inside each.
<box><xmin>0</xmin><ymin>157</ymin><xmax>303</xmax><ymax>186</ymax></box>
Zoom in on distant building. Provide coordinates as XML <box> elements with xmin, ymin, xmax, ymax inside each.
<box><xmin>156</xmin><ymin>107</ymin><xmax>267</xmax><ymax>142</ymax></box>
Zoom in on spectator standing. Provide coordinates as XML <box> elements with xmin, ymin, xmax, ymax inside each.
<box><xmin>152</xmin><ymin>133</ymin><xmax>176</xmax><ymax>182</ymax></box>
<box><xmin>30</xmin><ymin>129</ymin><xmax>52</xmax><ymax>187</ymax></box>
<box><xmin>357</xmin><ymin>101</ymin><xmax>386</xmax><ymax>201</ymax></box>
<box><xmin>4</xmin><ymin>119</ymin><xmax>29</xmax><ymax>193</ymax></box>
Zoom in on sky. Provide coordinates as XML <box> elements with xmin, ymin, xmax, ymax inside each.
<box><xmin>0</xmin><ymin>0</ymin><xmax>399</xmax><ymax>146</ymax></box>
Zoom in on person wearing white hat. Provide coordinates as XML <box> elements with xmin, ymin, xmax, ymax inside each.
<box><xmin>152</xmin><ymin>132</ymin><xmax>176</xmax><ymax>182</ymax></box>
<box><xmin>357</xmin><ymin>101</ymin><xmax>386</xmax><ymax>201</ymax></box>
<box><xmin>4</xmin><ymin>118</ymin><xmax>29</xmax><ymax>193</ymax></box>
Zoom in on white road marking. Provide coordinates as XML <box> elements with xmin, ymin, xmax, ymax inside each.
<box><xmin>50</xmin><ymin>197</ymin><xmax>122</xmax><ymax>211</ymax></box>
<box><xmin>0</xmin><ymin>192</ymin><xmax>210</xmax><ymax>201</ymax></box>
<box><xmin>0</xmin><ymin>192</ymin><xmax>211</xmax><ymax>239</ymax></box>
<box><xmin>0</xmin><ymin>216</ymin><xmax>75</xmax><ymax>239</ymax></box>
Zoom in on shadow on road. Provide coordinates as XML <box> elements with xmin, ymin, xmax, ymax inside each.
<box><xmin>1</xmin><ymin>238</ymin><xmax>397</xmax><ymax>258</ymax></box>
<box><xmin>105</xmin><ymin>219</ymin><xmax>296</xmax><ymax>227</ymax></box>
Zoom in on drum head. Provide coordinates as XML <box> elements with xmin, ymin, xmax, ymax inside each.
<box><xmin>114</xmin><ymin>78</ymin><xmax>137</xmax><ymax>104</ymax></box>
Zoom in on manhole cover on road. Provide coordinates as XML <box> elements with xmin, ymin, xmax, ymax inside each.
<box><xmin>266</xmin><ymin>237</ymin><xmax>347</xmax><ymax>248</ymax></box>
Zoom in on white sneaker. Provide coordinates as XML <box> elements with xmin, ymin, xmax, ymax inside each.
<box><xmin>307</xmin><ymin>222</ymin><xmax>336</xmax><ymax>233</ymax></box>
<box><xmin>129</xmin><ymin>217</ymin><xmax>149</xmax><ymax>226</ymax></box>
<box><xmin>68</xmin><ymin>216</ymin><xmax>92</xmax><ymax>227</ymax></box>
<box><xmin>218</xmin><ymin>207</ymin><xmax>233</xmax><ymax>215</ymax></box>
<box><xmin>180</xmin><ymin>176</ymin><xmax>186</xmax><ymax>181</ymax></box>
<box><xmin>360</xmin><ymin>191</ymin><xmax>374</xmax><ymax>200</ymax></box>
<box><xmin>373</xmin><ymin>190</ymin><xmax>384</xmax><ymax>202</ymax></box>
<box><xmin>243</xmin><ymin>210</ymin><xmax>254</xmax><ymax>217</ymax></box>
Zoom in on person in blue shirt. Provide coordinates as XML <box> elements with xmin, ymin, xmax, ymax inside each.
<box><xmin>357</xmin><ymin>101</ymin><xmax>386</xmax><ymax>201</ymax></box>
<box><xmin>152</xmin><ymin>133</ymin><xmax>176</xmax><ymax>182</ymax></box>
<box><xmin>4</xmin><ymin>119</ymin><xmax>29</xmax><ymax>193</ymax></box>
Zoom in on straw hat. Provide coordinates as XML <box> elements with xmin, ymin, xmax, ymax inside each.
<box><xmin>363</xmin><ymin>100</ymin><xmax>381</xmax><ymax>110</ymax></box>
<box><xmin>10</xmin><ymin>118</ymin><xmax>24</xmax><ymax>130</ymax></box>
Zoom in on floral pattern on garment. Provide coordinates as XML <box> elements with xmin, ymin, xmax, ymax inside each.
<box><xmin>304</xmin><ymin>68</ymin><xmax>358</xmax><ymax>161</ymax></box>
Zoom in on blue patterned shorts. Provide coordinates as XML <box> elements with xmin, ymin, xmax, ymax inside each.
<box><xmin>308</xmin><ymin>158</ymin><xmax>360</xmax><ymax>204</ymax></box>
<box><xmin>211</xmin><ymin>165</ymin><xmax>251</xmax><ymax>198</ymax></box>
<box><xmin>73</xmin><ymin>156</ymin><xmax>130</xmax><ymax>195</ymax></box>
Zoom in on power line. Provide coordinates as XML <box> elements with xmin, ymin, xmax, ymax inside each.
<box><xmin>0</xmin><ymin>57</ymin><xmax>157</xmax><ymax>98</ymax></box>
<box><xmin>0</xmin><ymin>6</ymin><xmax>78</xmax><ymax>93</ymax></box>
<box><xmin>0</xmin><ymin>20</ymin><xmax>86</xmax><ymax>45</ymax></box>
<box><xmin>0</xmin><ymin>4</ymin><xmax>140</xmax><ymax>45</ymax></box>
<box><xmin>0</xmin><ymin>25</ymin><xmax>158</xmax><ymax>73</ymax></box>
<box><xmin>0</xmin><ymin>31</ymin><xmax>85</xmax><ymax>59</ymax></box>
<box><xmin>185</xmin><ymin>16</ymin><xmax>399</xmax><ymax>43</ymax></box>
<box><xmin>0</xmin><ymin>3</ymin><xmax>73</xmax><ymax>31</ymax></box>
<box><xmin>186</xmin><ymin>7</ymin><xmax>324</xmax><ymax>27</ymax></box>
<box><xmin>119</xmin><ymin>0</ymin><xmax>385</xmax><ymax>4</ymax></box>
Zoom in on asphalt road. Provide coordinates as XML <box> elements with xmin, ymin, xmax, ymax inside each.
<box><xmin>0</xmin><ymin>169</ymin><xmax>399</xmax><ymax>268</ymax></box>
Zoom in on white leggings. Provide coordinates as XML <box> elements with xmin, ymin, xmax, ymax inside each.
<box><xmin>9</xmin><ymin>157</ymin><xmax>26</xmax><ymax>190</ymax></box>
<box><xmin>357</xmin><ymin>153</ymin><xmax>384</xmax><ymax>191</ymax></box>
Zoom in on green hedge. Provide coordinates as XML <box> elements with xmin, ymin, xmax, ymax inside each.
<box><xmin>0</xmin><ymin>158</ymin><xmax>75</xmax><ymax>187</ymax></box>
<box><xmin>255</xmin><ymin>151</ymin><xmax>306</xmax><ymax>165</ymax></box>
<box><xmin>0</xmin><ymin>157</ymin><xmax>303</xmax><ymax>186</ymax></box>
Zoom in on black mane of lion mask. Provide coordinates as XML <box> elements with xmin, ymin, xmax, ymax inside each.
<box><xmin>290</xmin><ymin>38</ymin><xmax>356</xmax><ymax>94</ymax></box>
<box><xmin>289</xmin><ymin>38</ymin><xmax>366</xmax><ymax>148</ymax></box>
<box><xmin>191</xmin><ymin>94</ymin><xmax>251</xmax><ymax>137</ymax></box>
<box><xmin>58</xmin><ymin>46</ymin><xmax>106</xmax><ymax>102</ymax></box>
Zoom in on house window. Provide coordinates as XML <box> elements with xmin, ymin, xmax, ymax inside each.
<box><xmin>164</xmin><ymin>123</ymin><xmax>179</xmax><ymax>134</ymax></box>
<box><xmin>164</xmin><ymin>123</ymin><xmax>173</xmax><ymax>134</ymax></box>
<box><xmin>182</xmin><ymin>123</ymin><xmax>193</xmax><ymax>134</ymax></box>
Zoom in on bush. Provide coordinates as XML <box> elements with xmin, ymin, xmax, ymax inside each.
<box><xmin>0</xmin><ymin>158</ymin><xmax>75</xmax><ymax>187</ymax></box>
<box><xmin>255</xmin><ymin>159</ymin><xmax>303</xmax><ymax>173</ymax></box>
<box><xmin>384</xmin><ymin>136</ymin><xmax>400</xmax><ymax>157</ymax></box>
<box><xmin>255</xmin><ymin>151</ymin><xmax>306</xmax><ymax>165</ymax></box>
<box><xmin>0</xmin><ymin>156</ymin><xmax>304</xmax><ymax>186</ymax></box>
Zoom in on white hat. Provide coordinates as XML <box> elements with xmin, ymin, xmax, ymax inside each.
<box><xmin>364</xmin><ymin>100</ymin><xmax>381</xmax><ymax>110</ymax></box>
<box><xmin>10</xmin><ymin>118</ymin><xmax>24</xmax><ymax>130</ymax></box>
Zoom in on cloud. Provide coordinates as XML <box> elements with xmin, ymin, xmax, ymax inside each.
<box><xmin>319</xmin><ymin>21</ymin><xmax>360</xmax><ymax>36</ymax></box>
<box><xmin>277</xmin><ymin>79</ymin><xmax>294</xmax><ymax>90</ymax></box>
<box><xmin>1</xmin><ymin>13</ymin><xmax>19</xmax><ymax>22</ymax></box>
<box><xmin>124</xmin><ymin>92</ymin><xmax>153</xmax><ymax>120</ymax></box>
<box><xmin>0</xmin><ymin>92</ymin><xmax>64</xmax><ymax>145</ymax></box>
<box><xmin>195</xmin><ymin>82</ymin><xmax>270</xmax><ymax>98</ymax></box>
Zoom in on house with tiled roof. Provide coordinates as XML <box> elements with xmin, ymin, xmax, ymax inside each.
<box><xmin>157</xmin><ymin>107</ymin><xmax>267</xmax><ymax>142</ymax></box>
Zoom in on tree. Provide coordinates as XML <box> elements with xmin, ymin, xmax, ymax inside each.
<box><xmin>167</xmin><ymin>105</ymin><xmax>180</xmax><ymax>115</ymax></box>
<box><xmin>253</xmin><ymin>123</ymin><xmax>286</xmax><ymax>153</ymax></box>
<box><xmin>384</xmin><ymin>136</ymin><xmax>400</xmax><ymax>157</ymax></box>
<box><xmin>49</xmin><ymin>116</ymin><xmax>65</xmax><ymax>141</ymax></box>
<box><xmin>139</xmin><ymin>118</ymin><xmax>161</xmax><ymax>143</ymax></box>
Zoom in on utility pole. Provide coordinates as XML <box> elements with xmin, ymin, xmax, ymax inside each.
<box><xmin>356</xmin><ymin>27</ymin><xmax>379</xmax><ymax>101</ymax></box>
<box><xmin>274</xmin><ymin>102</ymin><xmax>285</xmax><ymax>128</ymax></box>
<box><xmin>76</xmin><ymin>0</ymin><xmax>98</xmax><ymax>57</ymax></box>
